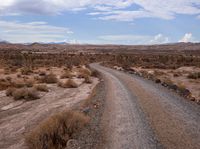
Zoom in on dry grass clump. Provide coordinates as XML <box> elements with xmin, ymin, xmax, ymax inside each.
<box><xmin>60</xmin><ymin>70</ymin><xmax>73</xmax><ymax>79</ymax></box>
<box><xmin>6</xmin><ymin>87</ymin><xmax>39</xmax><ymax>100</ymax></box>
<box><xmin>91</xmin><ymin>69</ymin><xmax>99</xmax><ymax>77</ymax></box>
<box><xmin>20</xmin><ymin>67</ymin><xmax>33</xmax><ymax>75</ymax></box>
<box><xmin>187</xmin><ymin>72</ymin><xmax>200</xmax><ymax>79</ymax></box>
<box><xmin>34</xmin><ymin>84</ymin><xmax>49</xmax><ymax>92</ymax></box>
<box><xmin>40</xmin><ymin>73</ymin><xmax>58</xmax><ymax>84</ymax></box>
<box><xmin>12</xmin><ymin>80</ymin><xmax>27</xmax><ymax>88</ymax></box>
<box><xmin>0</xmin><ymin>78</ymin><xmax>11</xmax><ymax>91</ymax></box>
<box><xmin>25</xmin><ymin>111</ymin><xmax>90</xmax><ymax>149</ymax></box>
<box><xmin>84</xmin><ymin>76</ymin><xmax>92</xmax><ymax>84</ymax></box>
<box><xmin>6</xmin><ymin>87</ymin><xmax>16</xmax><ymax>96</ymax></box>
<box><xmin>58</xmin><ymin>79</ymin><xmax>78</xmax><ymax>88</ymax></box>
<box><xmin>78</xmin><ymin>68</ymin><xmax>91</xmax><ymax>78</ymax></box>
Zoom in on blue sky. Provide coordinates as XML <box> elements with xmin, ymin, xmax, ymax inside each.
<box><xmin>0</xmin><ymin>0</ymin><xmax>200</xmax><ymax>45</ymax></box>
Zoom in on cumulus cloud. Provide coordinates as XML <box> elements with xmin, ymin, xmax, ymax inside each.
<box><xmin>150</xmin><ymin>34</ymin><xmax>169</xmax><ymax>44</ymax></box>
<box><xmin>98</xmin><ymin>34</ymin><xmax>169</xmax><ymax>45</ymax></box>
<box><xmin>0</xmin><ymin>20</ymin><xmax>73</xmax><ymax>43</ymax></box>
<box><xmin>179</xmin><ymin>33</ymin><xmax>194</xmax><ymax>43</ymax></box>
<box><xmin>0</xmin><ymin>0</ymin><xmax>200</xmax><ymax>21</ymax></box>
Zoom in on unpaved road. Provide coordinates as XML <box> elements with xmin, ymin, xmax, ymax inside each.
<box><xmin>90</xmin><ymin>63</ymin><xmax>200</xmax><ymax>149</ymax></box>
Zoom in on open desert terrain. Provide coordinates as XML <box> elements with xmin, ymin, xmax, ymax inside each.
<box><xmin>0</xmin><ymin>42</ymin><xmax>199</xmax><ymax>149</ymax></box>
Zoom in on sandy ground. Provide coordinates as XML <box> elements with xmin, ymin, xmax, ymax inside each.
<box><xmin>0</xmin><ymin>78</ymin><xmax>98</xmax><ymax>149</ymax></box>
<box><xmin>91</xmin><ymin>63</ymin><xmax>200</xmax><ymax>149</ymax></box>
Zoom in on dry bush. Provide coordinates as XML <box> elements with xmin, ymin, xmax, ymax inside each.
<box><xmin>84</xmin><ymin>76</ymin><xmax>92</xmax><ymax>84</ymax></box>
<box><xmin>25</xmin><ymin>79</ymin><xmax>35</xmax><ymax>87</ymax></box>
<box><xmin>34</xmin><ymin>84</ymin><xmax>49</xmax><ymax>92</ymax></box>
<box><xmin>21</xmin><ymin>67</ymin><xmax>33</xmax><ymax>75</ymax></box>
<box><xmin>187</xmin><ymin>72</ymin><xmax>200</xmax><ymax>79</ymax></box>
<box><xmin>60</xmin><ymin>70</ymin><xmax>73</xmax><ymax>79</ymax></box>
<box><xmin>11</xmin><ymin>87</ymin><xmax>39</xmax><ymax>100</ymax></box>
<box><xmin>58</xmin><ymin>79</ymin><xmax>78</xmax><ymax>88</ymax></box>
<box><xmin>5</xmin><ymin>76</ymin><xmax>12</xmax><ymax>82</ymax></box>
<box><xmin>38</xmin><ymin>71</ymin><xmax>46</xmax><ymax>76</ymax></box>
<box><xmin>40</xmin><ymin>73</ymin><xmax>57</xmax><ymax>84</ymax></box>
<box><xmin>78</xmin><ymin>68</ymin><xmax>91</xmax><ymax>78</ymax></box>
<box><xmin>17</xmin><ymin>74</ymin><xmax>22</xmax><ymax>78</ymax></box>
<box><xmin>0</xmin><ymin>79</ymin><xmax>11</xmax><ymax>90</ymax></box>
<box><xmin>177</xmin><ymin>83</ymin><xmax>186</xmax><ymax>90</ymax></box>
<box><xmin>12</xmin><ymin>80</ymin><xmax>26</xmax><ymax>88</ymax></box>
<box><xmin>25</xmin><ymin>111</ymin><xmax>89</xmax><ymax>149</ymax></box>
<box><xmin>6</xmin><ymin>87</ymin><xmax>16</xmax><ymax>96</ymax></box>
<box><xmin>91</xmin><ymin>69</ymin><xmax>99</xmax><ymax>77</ymax></box>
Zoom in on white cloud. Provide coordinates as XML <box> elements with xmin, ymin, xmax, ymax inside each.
<box><xmin>150</xmin><ymin>34</ymin><xmax>169</xmax><ymax>44</ymax></box>
<box><xmin>0</xmin><ymin>0</ymin><xmax>200</xmax><ymax>21</ymax></box>
<box><xmin>179</xmin><ymin>33</ymin><xmax>194</xmax><ymax>43</ymax></box>
<box><xmin>0</xmin><ymin>20</ymin><xmax>73</xmax><ymax>43</ymax></box>
<box><xmin>98</xmin><ymin>34</ymin><xmax>169</xmax><ymax>45</ymax></box>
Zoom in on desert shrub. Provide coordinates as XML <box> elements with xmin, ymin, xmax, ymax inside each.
<box><xmin>58</xmin><ymin>79</ymin><xmax>78</xmax><ymax>88</ymax></box>
<box><xmin>173</xmin><ymin>72</ymin><xmax>181</xmax><ymax>77</ymax></box>
<box><xmin>0</xmin><ymin>79</ymin><xmax>11</xmax><ymax>90</ymax></box>
<box><xmin>5</xmin><ymin>76</ymin><xmax>12</xmax><ymax>81</ymax></box>
<box><xmin>38</xmin><ymin>71</ymin><xmax>46</xmax><ymax>76</ymax></box>
<box><xmin>25</xmin><ymin>111</ymin><xmax>89</xmax><ymax>149</ymax></box>
<box><xmin>187</xmin><ymin>72</ymin><xmax>200</xmax><ymax>79</ymax></box>
<box><xmin>12</xmin><ymin>80</ymin><xmax>26</xmax><ymax>88</ymax></box>
<box><xmin>41</xmin><ymin>73</ymin><xmax>57</xmax><ymax>84</ymax></box>
<box><xmin>91</xmin><ymin>69</ymin><xmax>99</xmax><ymax>77</ymax></box>
<box><xmin>34</xmin><ymin>84</ymin><xmax>49</xmax><ymax>92</ymax></box>
<box><xmin>6</xmin><ymin>87</ymin><xmax>16</xmax><ymax>96</ymax></box>
<box><xmin>60</xmin><ymin>70</ymin><xmax>73</xmax><ymax>79</ymax></box>
<box><xmin>84</xmin><ymin>76</ymin><xmax>92</xmax><ymax>84</ymax></box>
<box><xmin>21</xmin><ymin>67</ymin><xmax>33</xmax><ymax>75</ymax></box>
<box><xmin>25</xmin><ymin>79</ymin><xmax>35</xmax><ymax>87</ymax></box>
<box><xmin>79</xmin><ymin>68</ymin><xmax>91</xmax><ymax>77</ymax></box>
<box><xmin>12</xmin><ymin>87</ymin><xmax>39</xmax><ymax>100</ymax></box>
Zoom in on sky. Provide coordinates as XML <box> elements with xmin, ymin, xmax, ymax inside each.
<box><xmin>0</xmin><ymin>0</ymin><xmax>200</xmax><ymax>45</ymax></box>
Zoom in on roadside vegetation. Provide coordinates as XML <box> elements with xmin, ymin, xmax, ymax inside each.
<box><xmin>25</xmin><ymin>110</ymin><xmax>90</xmax><ymax>149</ymax></box>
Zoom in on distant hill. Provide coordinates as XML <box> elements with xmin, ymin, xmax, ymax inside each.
<box><xmin>0</xmin><ymin>40</ymin><xmax>9</xmax><ymax>44</ymax></box>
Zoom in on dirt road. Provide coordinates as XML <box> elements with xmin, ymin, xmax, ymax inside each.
<box><xmin>90</xmin><ymin>63</ymin><xmax>200</xmax><ymax>149</ymax></box>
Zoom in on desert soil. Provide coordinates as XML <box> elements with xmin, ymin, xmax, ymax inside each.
<box><xmin>0</xmin><ymin>78</ymin><xmax>98</xmax><ymax>149</ymax></box>
<box><xmin>90</xmin><ymin>63</ymin><xmax>200</xmax><ymax>149</ymax></box>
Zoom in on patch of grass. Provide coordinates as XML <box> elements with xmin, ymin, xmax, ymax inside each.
<box><xmin>34</xmin><ymin>84</ymin><xmax>49</xmax><ymax>92</ymax></box>
<box><xmin>58</xmin><ymin>79</ymin><xmax>78</xmax><ymax>88</ymax></box>
<box><xmin>25</xmin><ymin>111</ymin><xmax>89</xmax><ymax>149</ymax></box>
<box><xmin>11</xmin><ymin>87</ymin><xmax>39</xmax><ymax>100</ymax></box>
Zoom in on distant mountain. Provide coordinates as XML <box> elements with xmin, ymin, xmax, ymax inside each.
<box><xmin>23</xmin><ymin>41</ymin><xmax>69</xmax><ymax>45</ymax></box>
